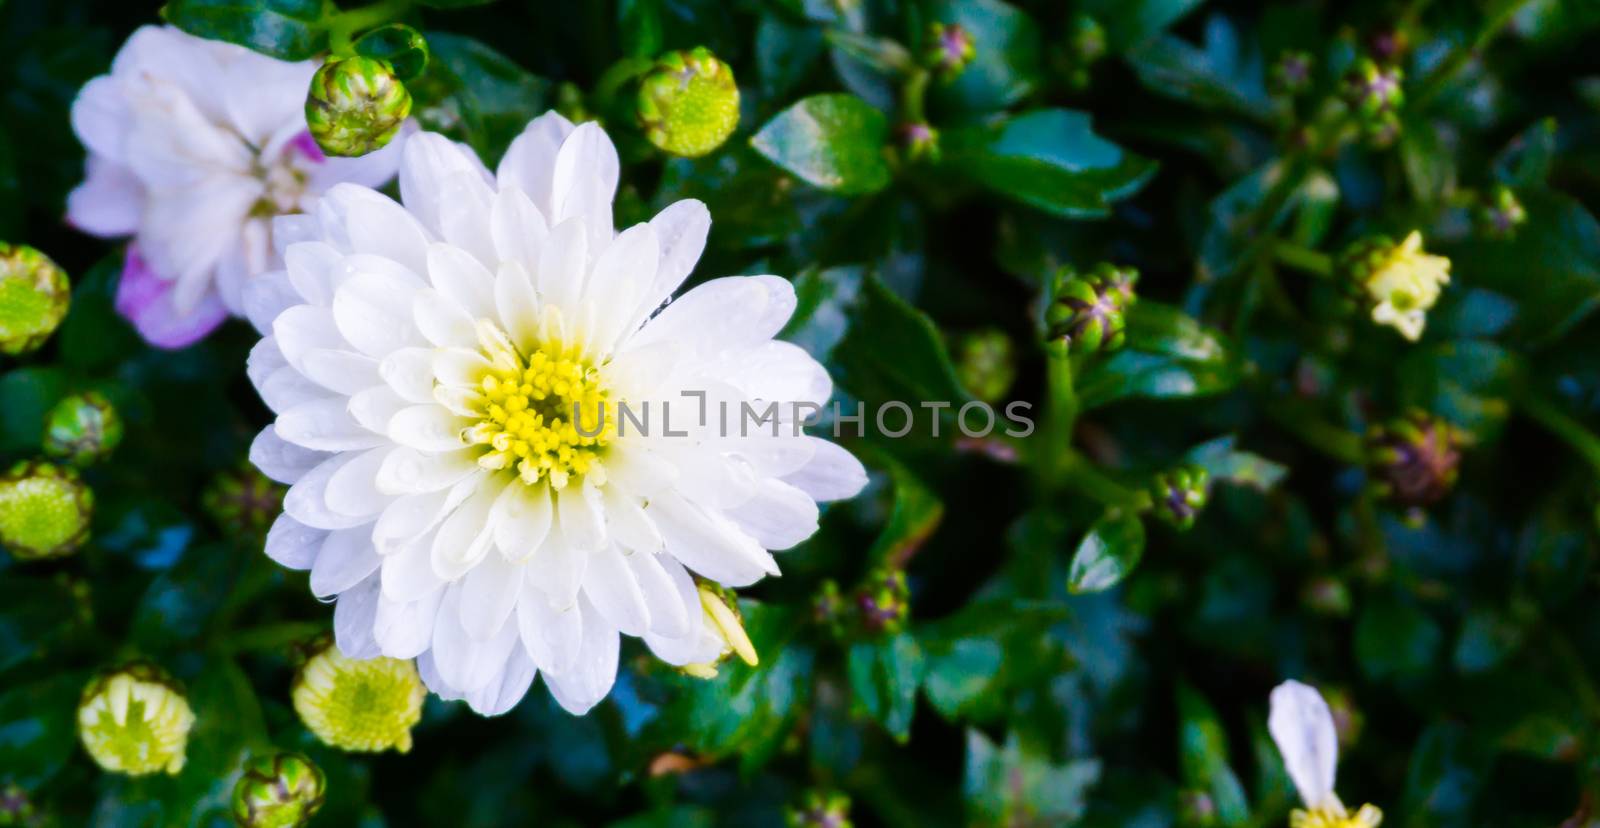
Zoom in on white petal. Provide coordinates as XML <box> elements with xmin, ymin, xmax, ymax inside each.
<box><xmin>256</xmin><ymin>366</ymin><xmax>327</xmax><ymax>416</ymax></box>
<box><xmin>555</xmin><ymin>483</ymin><xmax>605</xmax><ymax>552</ymax></box>
<box><xmin>516</xmin><ymin>582</ymin><xmax>583</xmax><ymax>674</ymax></box>
<box><xmin>629</xmin><ymin>550</ymin><xmax>689</xmax><ymax>638</ymax></box>
<box><xmin>413</xmin><ymin>288</ymin><xmax>478</xmax><ymax>348</ymax></box>
<box><xmin>492</xmin><ymin>481</ymin><xmax>552</xmax><ymax>562</ymax></box>
<box><xmin>333</xmin><ymin>576</ymin><xmax>382</xmax><ymax>659</ymax></box>
<box><xmin>264</xmin><ymin>514</ymin><xmax>325</xmax><ymax>570</ymax></box>
<box><xmin>783</xmin><ymin>437</ymin><xmax>868</xmax><ymax>502</ymax></box>
<box><xmin>431</xmin><ymin>584</ymin><xmax>520</xmax><ymax>692</ymax></box>
<box><xmin>299</xmin><ymin>349</ymin><xmax>381</xmax><ymax>395</ymax></box>
<box><xmin>249</xmin><ymin>425</ymin><xmax>326</xmax><ymax>485</ymax></box>
<box><xmin>372</xmin><ymin>488</ymin><xmax>456</xmax><ymax>555</ymax></box>
<box><xmin>1269</xmin><ymin>680</ymin><xmax>1341</xmax><ymax>812</ymax></box>
<box><xmin>459</xmin><ymin>553</ymin><xmax>521</xmax><ymax>641</ymax></box>
<box><xmin>284</xmin><ymin>242</ymin><xmax>344</xmax><ymax>306</ymax></box>
<box><xmin>273</xmin><ymin>305</ymin><xmax>348</xmax><ymax>376</ymax></box>
<box><xmin>430</xmin><ymin>485</ymin><xmax>499</xmax><ymax>581</ymax></box>
<box><xmin>242</xmin><ymin>270</ymin><xmax>300</xmax><ymax>334</ymax></box>
<box><xmin>323</xmin><ymin>446</ymin><xmax>395</xmax><ymax>518</ymax></box>
<box><xmin>376</xmin><ymin>447</ymin><xmax>480</xmax><ymax>495</ymax></box>
<box><xmin>310</xmin><ymin>527</ymin><xmax>381</xmax><ymax>598</ymax></box>
<box><xmin>317</xmin><ymin>183</ymin><xmax>431</xmax><ymax>273</ymax></box>
<box><xmin>496</xmin><ymin>112</ymin><xmax>575</xmax><ymax>215</ymax></box>
<box><xmin>67</xmin><ymin>156</ymin><xmax>142</xmax><ymax>237</ymax></box>
<box><xmin>542</xmin><ymin>596</ymin><xmax>618</xmax><ymax>715</ymax></box>
<box><xmin>726</xmin><ymin>478</ymin><xmax>819</xmax><ymax>551</ymax></box>
<box><xmin>284</xmin><ymin>453</ymin><xmax>373</xmax><ymax>530</ymax></box>
<box><xmin>584</xmin><ymin>223</ymin><xmax>658</xmax><ymax>352</ymax></box>
<box><xmin>530</xmin><ymin>517</ymin><xmax>587</xmax><ymax>609</ymax></box>
<box><xmin>583</xmin><ymin>545</ymin><xmax>649</xmax><ymax>636</ymax></box>
<box><xmin>333</xmin><ymin>272</ymin><xmax>419</xmax><ymax>356</ymax></box>
<box><xmin>400</xmin><ymin>132</ymin><xmax>492</xmax><ymax>237</ymax></box>
<box><xmin>380</xmin><ymin>347</ymin><xmax>439</xmax><ymax>403</ymax></box>
<box><xmin>549</xmin><ymin>122</ymin><xmax>618</xmax><ymax>250</ymax></box>
<box><xmin>275</xmin><ymin>397</ymin><xmax>384</xmax><ymax>452</ymax></box>
<box><xmin>388</xmin><ymin>404</ymin><xmax>471</xmax><ymax>453</ymax></box>
<box><xmin>490</xmin><ymin>187</ymin><xmax>549</xmax><ymax>279</ymax></box>
<box><xmin>381</xmin><ymin>530</ymin><xmax>445</xmax><ymax>603</ymax></box>
<box><xmin>427</xmin><ymin>242</ymin><xmax>496</xmax><ymax>320</ymax></box>
<box><xmin>650</xmin><ymin>491</ymin><xmax>778</xmax><ymax>587</ymax></box>
<box><xmin>633</xmin><ymin>198</ymin><xmax>710</xmax><ymax>325</ymax></box>
<box><xmin>348</xmin><ymin>386</ymin><xmax>410</xmax><ymax>433</ymax></box>
<box><xmin>536</xmin><ymin>217</ymin><xmax>588</xmax><ymax>315</ymax></box>
<box><xmin>493</xmin><ymin>260</ymin><xmax>541</xmax><ymax>354</ymax></box>
<box><xmin>627</xmin><ymin>275</ymin><xmax>796</xmax><ymax>354</ymax></box>
<box><xmin>463</xmin><ymin>647</ymin><xmax>536</xmax><ymax>716</ymax></box>
<box><xmin>374</xmin><ymin>585</ymin><xmax>443</xmax><ymax>658</ymax></box>
<box><xmin>602</xmin><ymin>486</ymin><xmax>663</xmax><ymax>554</ymax></box>
<box><xmin>642</xmin><ymin>555</ymin><xmax>719</xmax><ymax>666</ymax></box>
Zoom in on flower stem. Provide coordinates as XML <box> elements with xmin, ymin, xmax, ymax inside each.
<box><xmin>1413</xmin><ymin>0</ymin><xmax>1538</xmax><ymax>109</ymax></box>
<box><xmin>327</xmin><ymin>0</ymin><xmax>412</xmax><ymax>56</ymax></box>
<box><xmin>591</xmin><ymin>56</ymin><xmax>656</xmax><ymax>115</ymax></box>
<box><xmin>1272</xmin><ymin>241</ymin><xmax>1335</xmax><ymax>278</ymax></box>
<box><xmin>1519</xmin><ymin>393</ymin><xmax>1600</xmax><ymax>475</ymax></box>
<box><xmin>900</xmin><ymin>68</ymin><xmax>931</xmax><ymax>124</ymax></box>
<box><xmin>1267</xmin><ymin>401</ymin><xmax>1365</xmax><ymax>465</ymax></box>
<box><xmin>1063</xmin><ymin>455</ymin><xmax>1149</xmax><ymax>510</ymax></box>
<box><xmin>1035</xmin><ymin>346</ymin><xmax>1077</xmax><ymax>487</ymax></box>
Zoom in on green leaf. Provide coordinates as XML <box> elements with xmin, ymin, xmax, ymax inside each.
<box><xmin>56</xmin><ymin>253</ymin><xmax>140</xmax><ymax>373</ymax></box>
<box><xmin>947</xmin><ymin>109</ymin><xmax>1157</xmax><ymax>219</ymax></box>
<box><xmin>919</xmin><ymin>600</ymin><xmax>1069</xmax><ymax>721</ymax></box>
<box><xmin>1449</xmin><ymin>190</ymin><xmax>1600</xmax><ymax>345</ymax></box>
<box><xmin>847</xmin><ymin>632</ymin><xmax>924</xmax><ymax>741</ymax></box>
<box><xmin>0</xmin><ymin>366</ymin><xmax>69</xmax><ymax>454</ymax></box>
<box><xmin>416</xmin><ymin>0</ymin><xmax>500</xmax><ymax>6</ymax></box>
<box><xmin>0</xmin><ymin>671</ymin><xmax>83</xmax><ymax>788</ymax></box>
<box><xmin>1184</xmin><ymin>435</ymin><xmax>1289</xmax><ymax>491</ymax></box>
<box><xmin>412</xmin><ymin>33</ymin><xmax>551</xmax><ymax>163</ymax></box>
<box><xmin>963</xmin><ymin>729</ymin><xmax>1101</xmax><ymax>827</ymax></box>
<box><xmin>1400</xmin><ymin>724</ymin><xmax>1491</xmax><ymax>825</ymax></box>
<box><xmin>132</xmin><ymin>543</ymin><xmax>245</xmax><ymax>652</ymax></box>
<box><xmin>830</xmin><ymin>275</ymin><xmax>973</xmax><ymax>413</ymax></box>
<box><xmin>618</xmin><ymin>0</ymin><xmax>664</xmax><ymax>59</ymax></box>
<box><xmin>865</xmin><ymin>455</ymin><xmax>944</xmax><ymax>567</ymax></box>
<box><xmin>1176</xmin><ymin>683</ymin><xmax>1251</xmax><ymax>826</ymax></box>
<box><xmin>1399</xmin><ymin>115</ymin><xmax>1458</xmax><ymax>204</ymax></box>
<box><xmin>1493</xmin><ymin>117</ymin><xmax>1558</xmax><ymax>188</ymax></box>
<box><xmin>161</xmin><ymin>0</ymin><xmax>329</xmax><ymax>61</ymax></box>
<box><xmin>1198</xmin><ymin>159</ymin><xmax>1308</xmax><ymax>281</ymax></box>
<box><xmin>1127</xmin><ymin>17</ymin><xmax>1272</xmax><ymax>122</ymax></box>
<box><xmin>925</xmin><ymin>0</ymin><xmax>1043</xmax><ymax>116</ymax></box>
<box><xmin>1355</xmin><ymin>596</ymin><xmax>1442</xmax><ymax>682</ymax></box>
<box><xmin>1066</xmin><ymin>509</ymin><xmax>1146</xmax><ymax>593</ymax></box>
<box><xmin>0</xmin><ymin>577</ymin><xmax>83</xmax><ymax>677</ymax></box>
<box><xmin>1397</xmin><ymin>340</ymin><xmax>1518</xmax><ymax>441</ymax></box>
<box><xmin>756</xmin><ymin>14</ymin><xmax>824</xmax><ymax>101</ymax></box>
<box><xmin>354</xmin><ymin>23</ymin><xmax>430</xmax><ymax>81</ymax></box>
<box><xmin>1082</xmin><ymin>0</ymin><xmax>1208</xmax><ymax>53</ymax></box>
<box><xmin>750</xmin><ymin>93</ymin><xmax>891</xmax><ymax>195</ymax></box>
<box><xmin>1076</xmin><ymin>302</ymin><xmax>1242</xmax><ymax>409</ymax></box>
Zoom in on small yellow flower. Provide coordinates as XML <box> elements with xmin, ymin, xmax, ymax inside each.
<box><xmin>1270</xmin><ymin>681</ymin><xmax>1383</xmax><ymax>828</ymax></box>
<box><xmin>77</xmin><ymin>662</ymin><xmax>195</xmax><ymax>776</ymax></box>
<box><xmin>1347</xmin><ymin>231</ymin><xmax>1451</xmax><ymax>341</ymax></box>
<box><xmin>682</xmin><ymin>583</ymin><xmax>758</xmax><ymax>678</ymax></box>
<box><xmin>292</xmin><ymin>638</ymin><xmax>425</xmax><ymax>753</ymax></box>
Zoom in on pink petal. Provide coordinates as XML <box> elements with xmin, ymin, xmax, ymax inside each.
<box><xmin>115</xmin><ymin>244</ymin><xmax>230</xmax><ymax>349</ymax></box>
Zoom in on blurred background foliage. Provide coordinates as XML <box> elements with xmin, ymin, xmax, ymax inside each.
<box><xmin>3</xmin><ymin>0</ymin><xmax>1600</xmax><ymax>825</ymax></box>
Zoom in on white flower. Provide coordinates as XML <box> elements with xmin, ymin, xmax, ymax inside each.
<box><xmin>246</xmin><ymin>112</ymin><xmax>868</xmax><ymax>717</ymax></box>
<box><xmin>68</xmin><ymin>25</ymin><xmax>406</xmax><ymax>347</ymax></box>
<box><xmin>1361</xmin><ymin>231</ymin><xmax>1450</xmax><ymax>343</ymax></box>
<box><xmin>1268</xmin><ymin>680</ymin><xmax>1383</xmax><ymax>828</ymax></box>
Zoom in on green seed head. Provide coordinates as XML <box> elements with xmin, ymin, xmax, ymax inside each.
<box><xmin>43</xmin><ymin>392</ymin><xmax>123</xmax><ymax>466</ymax></box>
<box><xmin>0</xmin><ymin>460</ymin><xmax>93</xmax><ymax>561</ymax></box>
<box><xmin>305</xmin><ymin>56</ymin><xmax>412</xmax><ymax>158</ymax></box>
<box><xmin>78</xmin><ymin>661</ymin><xmax>195</xmax><ymax>776</ymax></box>
<box><xmin>0</xmin><ymin>243</ymin><xmax>70</xmax><ymax>356</ymax></box>
<box><xmin>638</xmin><ymin>48</ymin><xmax>740</xmax><ymax>158</ymax></box>
<box><xmin>954</xmin><ymin>328</ymin><xmax>1016</xmax><ymax>403</ymax></box>
<box><xmin>231</xmin><ymin>752</ymin><xmax>326</xmax><ymax>828</ymax></box>
<box><xmin>1046</xmin><ymin>263</ymin><xmax>1139</xmax><ymax>354</ymax></box>
<box><xmin>202</xmin><ymin>462</ymin><xmax>286</xmax><ymax>542</ymax></box>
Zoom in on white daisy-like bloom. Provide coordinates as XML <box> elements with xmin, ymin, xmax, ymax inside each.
<box><xmin>245</xmin><ymin>112</ymin><xmax>867</xmax><ymax>716</ymax></box>
<box><xmin>68</xmin><ymin>25</ymin><xmax>405</xmax><ymax>348</ymax></box>
<box><xmin>1268</xmin><ymin>680</ymin><xmax>1383</xmax><ymax>828</ymax></box>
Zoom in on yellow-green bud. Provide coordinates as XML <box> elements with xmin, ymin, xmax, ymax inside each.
<box><xmin>897</xmin><ymin>121</ymin><xmax>940</xmax><ymax>164</ymax></box>
<box><xmin>787</xmin><ymin>789</ymin><xmax>853</xmax><ymax>828</ymax></box>
<box><xmin>1339</xmin><ymin>231</ymin><xmax>1450</xmax><ymax>341</ymax></box>
<box><xmin>1150</xmin><ymin>464</ymin><xmax>1210</xmax><ymax>531</ymax></box>
<box><xmin>922</xmin><ymin>22</ymin><xmax>975</xmax><ymax>82</ymax></box>
<box><xmin>0</xmin><ymin>460</ymin><xmax>93</xmax><ymax>561</ymax></box>
<box><xmin>681</xmin><ymin>581</ymin><xmax>758</xmax><ymax>678</ymax></box>
<box><xmin>0</xmin><ymin>243</ymin><xmax>70</xmax><ymax>356</ymax></box>
<box><xmin>1476</xmin><ymin>186</ymin><xmax>1527</xmax><ymax>239</ymax></box>
<box><xmin>1366</xmin><ymin>410</ymin><xmax>1464</xmax><ymax>509</ymax></box>
<box><xmin>77</xmin><ymin>662</ymin><xmax>195</xmax><ymax>777</ymax></box>
<box><xmin>0</xmin><ymin>783</ymin><xmax>34</xmax><ymax>827</ymax></box>
<box><xmin>43</xmin><ymin>391</ymin><xmax>123</xmax><ymax>466</ymax></box>
<box><xmin>1342</xmin><ymin>57</ymin><xmax>1403</xmax><ymax>118</ymax></box>
<box><xmin>202</xmin><ymin>462</ymin><xmax>286</xmax><ymax>541</ymax></box>
<box><xmin>305</xmin><ymin>56</ymin><xmax>411</xmax><ymax>158</ymax></box>
<box><xmin>292</xmin><ymin>635</ymin><xmax>425</xmax><ymax>753</ymax></box>
<box><xmin>854</xmin><ymin>568</ymin><xmax>910</xmax><ymax>636</ymax></box>
<box><xmin>1046</xmin><ymin>263</ymin><xmax>1139</xmax><ymax>353</ymax></box>
<box><xmin>953</xmin><ymin>328</ymin><xmax>1016</xmax><ymax>403</ymax></box>
<box><xmin>231</xmin><ymin>752</ymin><xmax>326</xmax><ymax>828</ymax></box>
<box><xmin>638</xmin><ymin>48</ymin><xmax>740</xmax><ymax>158</ymax></box>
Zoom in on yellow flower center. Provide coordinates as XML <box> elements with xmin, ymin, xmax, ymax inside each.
<box><xmin>292</xmin><ymin>647</ymin><xmax>425</xmax><ymax>754</ymax></box>
<box><xmin>461</xmin><ymin>322</ymin><xmax>613</xmax><ymax>490</ymax></box>
<box><xmin>1290</xmin><ymin>804</ymin><xmax>1383</xmax><ymax>828</ymax></box>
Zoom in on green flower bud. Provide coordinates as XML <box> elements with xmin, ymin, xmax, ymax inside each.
<box><xmin>1301</xmin><ymin>575</ymin><xmax>1352</xmax><ymax>617</ymax></box>
<box><xmin>896</xmin><ymin>121</ymin><xmax>940</xmax><ymax>164</ymax></box>
<box><xmin>812</xmin><ymin>578</ymin><xmax>847</xmax><ymax>637</ymax></box>
<box><xmin>954</xmin><ymin>328</ymin><xmax>1016</xmax><ymax>403</ymax></box>
<box><xmin>202</xmin><ymin>462</ymin><xmax>286</xmax><ymax>541</ymax></box>
<box><xmin>0</xmin><ymin>783</ymin><xmax>34</xmax><ymax>827</ymax></box>
<box><xmin>231</xmin><ymin>752</ymin><xmax>326</xmax><ymax>828</ymax></box>
<box><xmin>1342</xmin><ymin>57</ymin><xmax>1403</xmax><ymax>118</ymax></box>
<box><xmin>292</xmin><ymin>634</ymin><xmax>425</xmax><ymax>753</ymax></box>
<box><xmin>854</xmin><ymin>568</ymin><xmax>910</xmax><ymax>636</ymax></box>
<box><xmin>78</xmin><ymin>661</ymin><xmax>195</xmax><ymax>777</ymax></box>
<box><xmin>1270</xmin><ymin>50</ymin><xmax>1314</xmax><ymax>96</ymax></box>
<box><xmin>0</xmin><ymin>460</ymin><xmax>93</xmax><ymax>561</ymax></box>
<box><xmin>42</xmin><ymin>391</ymin><xmax>123</xmax><ymax>466</ymax></box>
<box><xmin>923</xmin><ymin>22</ymin><xmax>975</xmax><ymax>82</ymax></box>
<box><xmin>0</xmin><ymin>243</ymin><xmax>70</xmax><ymax>357</ymax></box>
<box><xmin>1366</xmin><ymin>410</ymin><xmax>1464</xmax><ymax>508</ymax></box>
<box><xmin>1045</xmin><ymin>263</ymin><xmax>1139</xmax><ymax>354</ymax></box>
<box><xmin>637</xmin><ymin>48</ymin><xmax>740</xmax><ymax>158</ymax></box>
<box><xmin>305</xmin><ymin>56</ymin><xmax>411</xmax><ymax>158</ymax></box>
<box><xmin>1149</xmin><ymin>464</ymin><xmax>1210</xmax><ymax>531</ymax></box>
<box><xmin>1063</xmin><ymin>14</ymin><xmax>1106</xmax><ymax>89</ymax></box>
<box><xmin>787</xmin><ymin>789</ymin><xmax>853</xmax><ymax>828</ymax></box>
<box><xmin>1476</xmin><ymin>186</ymin><xmax>1527</xmax><ymax>239</ymax></box>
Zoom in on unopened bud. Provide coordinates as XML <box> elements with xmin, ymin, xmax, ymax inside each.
<box><xmin>1476</xmin><ymin>186</ymin><xmax>1527</xmax><ymax>239</ymax></box>
<box><xmin>0</xmin><ymin>243</ymin><xmax>70</xmax><ymax>356</ymax></box>
<box><xmin>1362</xmin><ymin>109</ymin><xmax>1402</xmax><ymax>149</ymax></box>
<box><xmin>292</xmin><ymin>634</ymin><xmax>425</xmax><ymax>753</ymax></box>
<box><xmin>855</xmin><ymin>568</ymin><xmax>910</xmax><ymax>635</ymax></box>
<box><xmin>1342</xmin><ymin>57</ymin><xmax>1404</xmax><ymax>117</ymax></box>
<box><xmin>1270</xmin><ymin>51</ymin><xmax>1314</xmax><ymax>96</ymax></box>
<box><xmin>305</xmin><ymin>56</ymin><xmax>411</xmax><ymax>158</ymax></box>
<box><xmin>1063</xmin><ymin>14</ymin><xmax>1106</xmax><ymax>89</ymax></box>
<box><xmin>0</xmin><ymin>783</ymin><xmax>34</xmax><ymax>826</ymax></box>
<box><xmin>683</xmin><ymin>582</ymin><xmax>758</xmax><ymax>678</ymax></box>
<box><xmin>0</xmin><ymin>460</ymin><xmax>93</xmax><ymax>561</ymax></box>
<box><xmin>1366</xmin><ymin>410</ymin><xmax>1464</xmax><ymax>508</ymax></box>
<box><xmin>638</xmin><ymin>48</ymin><xmax>740</xmax><ymax>158</ymax></box>
<box><xmin>954</xmin><ymin>328</ymin><xmax>1016</xmax><ymax>403</ymax></box>
<box><xmin>1302</xmin><ymin>575</ymin><xmax>1352</xmax><ymax>616</ymax></box>
<box><xmin>1046</xmin><ymin>263</ymin><xmax>1138</xmax><ymax>353</ymax></box>
<box><xmin>43</xmin><ymin>391</ymin><xmax>123</xmax><ymax>466</ymax></box>
<box><xmin>1150</xmin><ymin>464</ymin><xmax>1209</xmax><ymax>531</ymax></box>
<box><xmin>231</xmin><ymin>751</ymin><xmax>326</xmax><ymax>828</ymax></box>
<box><xmin>1177</xmin><ymin>789</ymin><xmax>1217</xmax><ymax>827</ymax></box>
<box><xmin>1339</xmin><ymin>231</ymin><xmax>1450</xmax><ymax>341</ymax></box>
<box><xmin>78</xmin><ymin>661</ymin><xmax>195</xmax><ymax>776</ymax></box>
<box><xmin>787</xmin><ymin>789</ymin><xmax>853</xmax><ymax>828</ymax></box>
<box><xmin>897</xmin><ymin>121</ymin><xmax>940</xmax><ymax>163</ymax></box>
<box><xmin>202</xmin><ymin>462</ymin><xmax>286</xmax><ymax>541</ymax></box>
<box><xmin>923</xmin><ymin>22</ymin><xmax>975</xmax><ymax>82</ymax></box>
